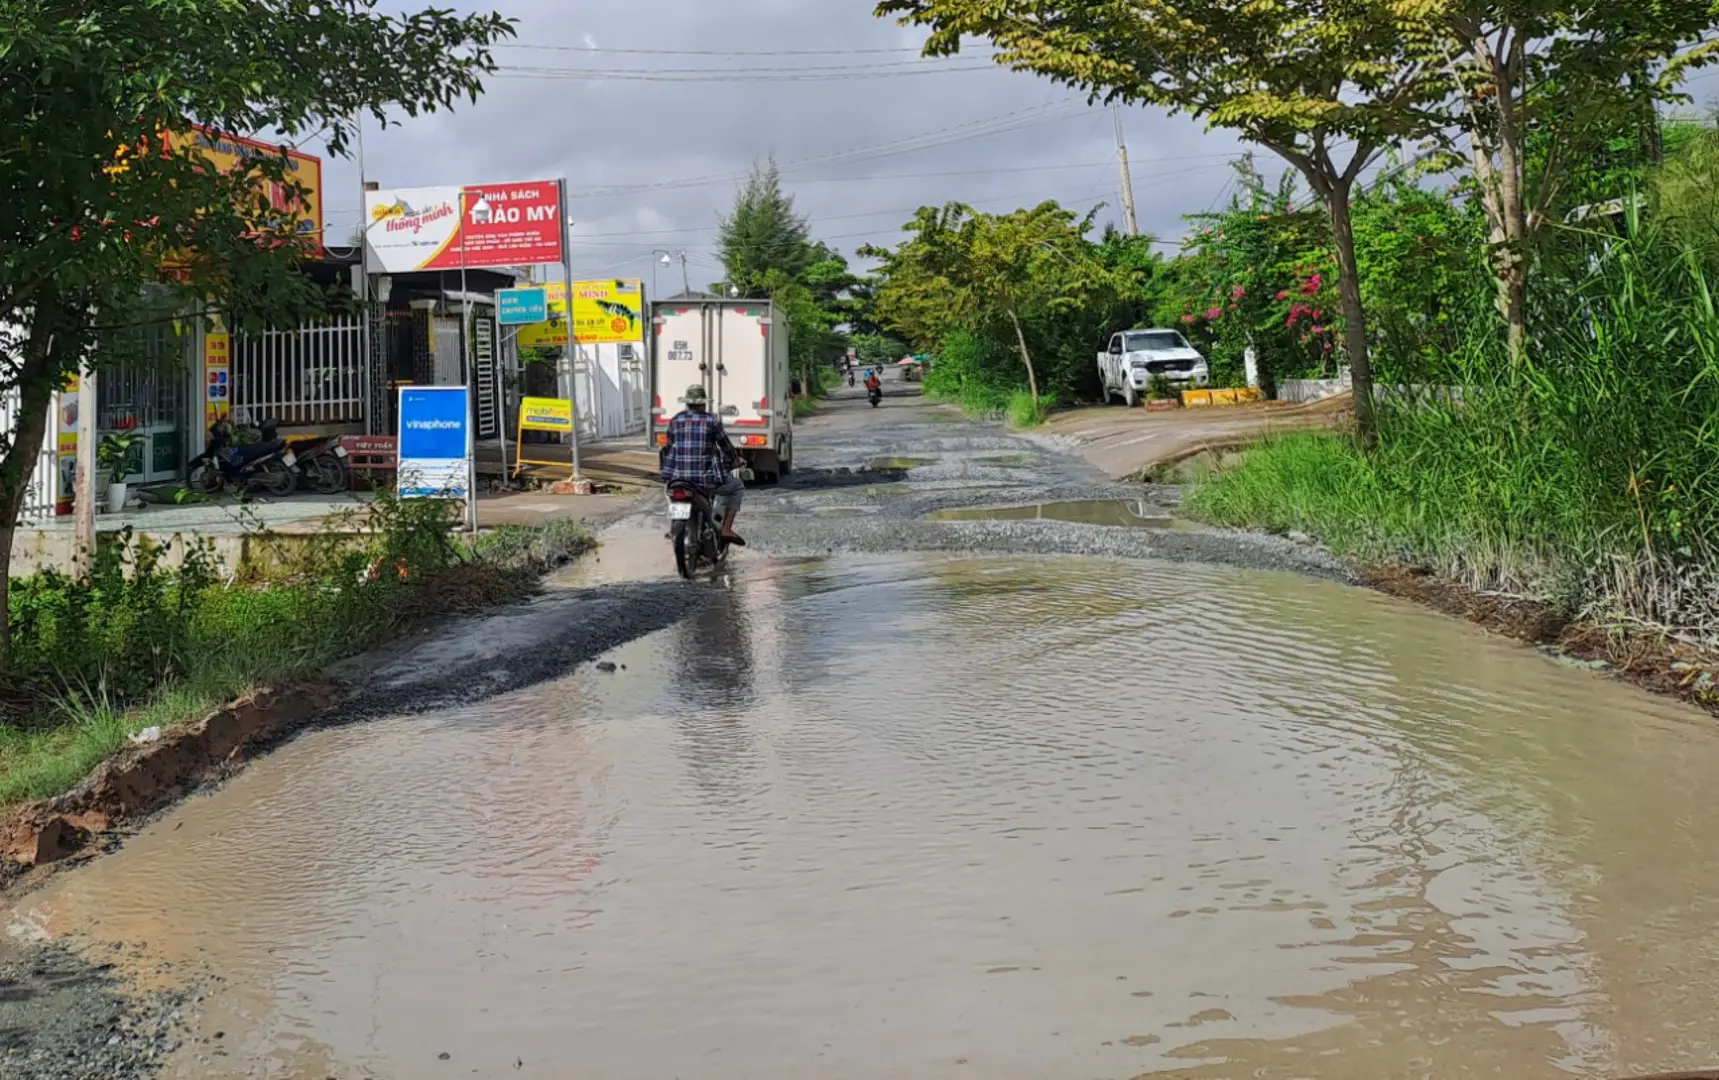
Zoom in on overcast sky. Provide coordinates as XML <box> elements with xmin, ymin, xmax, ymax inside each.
<box><xmin>318</xmin><ymin>1</ymin><xmax>1719</xmax><ymax>286</ymax></box>
<box><xmin>317</xmin><ymin>0</ymin><xmax>1258</xmax><ymax>284</ymax></box>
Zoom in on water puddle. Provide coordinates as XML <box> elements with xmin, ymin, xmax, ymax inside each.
<box><xmin>925</xmin><ymin>498</ymin><xmax>1199</xmax><ymax>530</ymax></box>
<box><xmin>973</xmin><ymin>453</ymin><xmax>1033</xmax><ymax>468</ymax></box>
<box><xmin>869</xmin><ymin>456</ymin><xmax>938</xmax><ymax>471</ymax></box>
<box><xmin>17</xmin><ymin>554</ymin><xmax>1719</xmax><ymax>1078</ymax></box>
<box><xmin>807</xmin><ymin>506</ymin><xmax>880</xmax><ymax>517</ymax></box>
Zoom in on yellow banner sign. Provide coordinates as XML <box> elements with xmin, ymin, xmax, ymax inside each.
<box><xmin>204</xmin><ymin>331</ymin><xmax>232</xmax><ymax>428</ymax></box>
<box><xmin>517</xmin><ymin>280</ymin><xmax>643</xmax><ymax>349</ymax></box>
<box><xmin>519</xmin><ymin>396</ymin><xmax>574</xmax><ymax>433</ymax></box>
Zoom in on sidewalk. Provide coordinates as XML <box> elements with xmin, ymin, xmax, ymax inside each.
<box><xmin>10</xmin><ymin>438</ymin><xmax>661</xmax><ymax>575</ymax></box>
<box><xmin>475</xmin><ymin>435</ymin><xmax>660</xmax><ymax>489</ymax></box>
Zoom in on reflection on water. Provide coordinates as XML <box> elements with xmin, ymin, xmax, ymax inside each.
<box><xmin>13</xmin><ymin>554</ymin><xmax>1719</xmax><ymax>1080</ymax></box>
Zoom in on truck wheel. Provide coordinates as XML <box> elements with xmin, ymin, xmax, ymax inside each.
<box><xmin>1124</xmin><ymin>384</ymin><xmax>1138</xmax><ymax>408</ymax></box>
<box><xmin>779</xmin><ymin>438</ymin><xmax>793</xmax><ymax>477</ymax></box>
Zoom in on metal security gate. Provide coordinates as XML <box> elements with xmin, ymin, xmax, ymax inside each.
<box><xmin>2</xmin><ymin>388</ymin><xmax>55</xmax><ymax>524</ymax></box>
<box><xmin>100</xmin><ymin>323</ymin><xmax>190</xmax><ymax>483</ymax></box>
<box><xmin>234</xmin><ymin>314</ymin><xmax>367</xmax><ymax>427</ymax></box>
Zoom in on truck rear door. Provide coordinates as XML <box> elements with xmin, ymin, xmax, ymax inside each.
<box><xmin>652</xmin><ymin>304</ymin><xmax>710</xmax><ymax>440</ymax></box>
<box><xmin>715</xmin><ymin>304</ymin><xmax>773</xmax><ymax>440</ymax></box>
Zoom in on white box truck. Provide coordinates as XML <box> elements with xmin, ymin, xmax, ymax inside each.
<box><xmin>649</xmin><ymin>296</ymin><xmax>795</xmax><ymax>481</ymax></box>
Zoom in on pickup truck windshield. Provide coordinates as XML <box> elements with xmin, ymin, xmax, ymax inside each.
<box><xmin>1125</xmin><ymin>331</ymin><xmax>1188</xmax><ymax>351</ymax></box>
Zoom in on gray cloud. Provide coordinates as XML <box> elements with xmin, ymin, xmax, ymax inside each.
<box><xmin>317</xmin><ymin>0</ymin><xmax>1264</xmax><ymax>281</ymax></box>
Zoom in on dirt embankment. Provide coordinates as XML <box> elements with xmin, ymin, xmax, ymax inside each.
<box><xmin>1363</xmin><ymin>564</ymin><xmax>1719</xmax><ymax>719</ymax></box>
<box><xmin>1041</xmin><ymin>394</ymin><xmax>1350</xmax><ymax>479</ymax></box>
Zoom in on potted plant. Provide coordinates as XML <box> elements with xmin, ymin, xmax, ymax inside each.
<box><xmin>96</xmin><ymin>430</ymin><xmax>143</xmax><ymax>513</ymax></box>
<box><xmin>1144</xmin><ymin>373</ymin><xmax>1180</xmax><ymax>412</ymax></box>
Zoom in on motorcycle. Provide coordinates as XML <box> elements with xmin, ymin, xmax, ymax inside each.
<box><xmin>188</xmin><ymin>418</ymin><xmax>297</xmax><ymax>496</ymax></box>
<box><xmin>665</xmin><ymin>480</ymin><xmax>729</xmax><ymax>580</ymax></box>
<box><xmin>847</xmin><ymin>372</ymin><xmax>856</xmax><ymax>388</ymax></box>
<box><xmin>868</xmin><ymin>386</ymin><xmax>883</xmax><ymax>407</ymax></box>
<box><xmin>284</xmin><ymin>433</ymin><xmax>351</xmax><ymax>495</ymax></box>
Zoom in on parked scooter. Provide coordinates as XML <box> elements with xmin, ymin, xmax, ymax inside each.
<box><xmin>284</xmin><ymin>433</ymin><xmax>351</xmax><ymax>495</ymax></box>
<box><xmin>188</xmin><ymin>418</ymin><xmax>297</xmax><ymax>496</ymax></box>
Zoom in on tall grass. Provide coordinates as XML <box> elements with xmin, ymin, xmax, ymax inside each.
<box><xmin>924</xmin><ymin>330</ymin><xmax>1058</xmax><ymax>427</ymax></box>
<box><xmin>1188</xmin><ymin>222</ymin><xmax>1719</xmax><ymax>641</ymax></box>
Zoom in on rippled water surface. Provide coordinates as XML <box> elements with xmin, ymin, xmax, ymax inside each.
<box><xmin>15</xmin><ymin>554</ymin><xmax>1719</xmax><ymax>1079</ymax></box>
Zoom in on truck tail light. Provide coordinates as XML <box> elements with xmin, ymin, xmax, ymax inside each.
<box><xmin>655</xmin><ymin>433</ymin><xmax>668</xmax><ymax>446</ymax></box>
<box><xmin>739</xmin><ymin>435</ymin><xmax>767</xmax><ymax>448</ymax></box>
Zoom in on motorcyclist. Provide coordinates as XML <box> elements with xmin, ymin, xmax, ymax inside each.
<box><xmin>864</xmin><ymin>369</ymin><xmax>882</xmax><ymax>394</ymax></box>
<box><xmin>660</xmin><ymin>384</ymin><xmax>746</xmax><ymax>547</ymax></box>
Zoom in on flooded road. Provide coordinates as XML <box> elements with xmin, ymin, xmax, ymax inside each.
<box><xmin>14</xmin><ymin>546</ymin><xmax>1719</xmax><ymax>1079</ymax></box>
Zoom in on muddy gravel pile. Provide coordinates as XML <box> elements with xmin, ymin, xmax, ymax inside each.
<box><xmin>0</xmin><ymin>943</ymin><xmax>193</xmax><ymax>1080</ymax></box>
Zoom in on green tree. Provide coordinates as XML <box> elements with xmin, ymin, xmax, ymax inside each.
<box><xmin>867</xmin><ymin>200</ymin><xmax>1132</xmax><ymax>406</ymax></box>
<box><xmin>1405</xmin><ymin>0</ymin><xmax>1719</xmax><ymax>362</ymax></box>
<box><xmin>0</xmin><ymin>0</ymin><xmax>513</xmax><ymax>665</ymax></box>
<box><xmin>875</xmin><ymin>0</ymin><xmax>1449</xmax><ymax>443</ymax></box>
<box><xmin>718</xmin><ymin>159</ymin><xmax>813</xmax><ymax>294</ymax></box>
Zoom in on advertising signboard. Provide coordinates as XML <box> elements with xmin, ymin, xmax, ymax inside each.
<box><xmin>365</xmin><ymin>181</ymin><xmax>563</xmax><ymax>273</ymax></box>
<box><xmin>517</xmin><ymin>280</ymin><xmax>644</xmax><ymax>349</ymax></box>
<box><xmin>396</xmin><ymin>386</ymin><xmax>471</xmax><ymax>500</ymax></box>
<box><xmin>513</xmin><ymin>396</ymin><xmax>576</xmax><ymax>478</ymax></box>
<box><xmin>203</xmin><ymin>331</ymin><xmax>232</xmax><ymax>429</ymax></box>
<box><xmin>519</xmin><ymin>397</ymin><xmax>574</xmax><ymax>433</ymax></box>
<box><xmin>171</xmin><ymin>128</ymin><xmax>324</xmax><ymax>253</ymax></box>
<box><xmin>497</xmin><ymin>287</ymin><xmax>548</xmax><ymax>325</ymax></box>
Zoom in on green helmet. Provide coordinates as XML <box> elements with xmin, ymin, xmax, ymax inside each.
<box><xmin>684</xmin><ymin>384</ymin><xmax>708</xmax><ymax>406</ymax></box>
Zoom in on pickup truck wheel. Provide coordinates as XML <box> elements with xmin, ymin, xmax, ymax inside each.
<box><xmin>1123</xmin><ymin>384</ymin><xmax>1138</xmax><ymax>408</ymax></box>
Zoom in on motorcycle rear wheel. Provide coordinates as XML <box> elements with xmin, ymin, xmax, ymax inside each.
<box><xmin>189</xmin><ymin>463</ymin><xmax>224</xmax><ymax>494</ymax></box>
<box><xmin>672</xmin><ymin>519</ymin><xmax>694</xmax><ymax>580</ymax></box>
<box><xmin>308</xmin><ymin>455</ymin><xmax>348</xmax><ymax>495</ymax></box>
<box><xmin>260</xmin><ymin>460</ymin><xmax>296</xmax><ymax>497</ymax></box>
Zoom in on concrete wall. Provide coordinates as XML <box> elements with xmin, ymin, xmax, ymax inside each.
<box><xmin>9</xmin><ymin>528</ymin><xmax>354</xmax><ymax>579</ymax></box>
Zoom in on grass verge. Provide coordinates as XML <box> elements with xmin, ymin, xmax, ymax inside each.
<box><xmin>0</xmin><ymin>507</ymin><xmax>593</xmax><ymax>809</ymax></box>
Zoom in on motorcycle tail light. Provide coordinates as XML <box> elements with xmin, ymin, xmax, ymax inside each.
<box><xmin>668</xmin><ymin>489</ymin><xmax>692</xmax><ymax>502</ymax></box>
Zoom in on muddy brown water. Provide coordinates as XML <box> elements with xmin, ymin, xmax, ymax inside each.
<box><xmin>12</xmin><ymin>553</ymin><xmax>1719</xmax><ymax>1079</ymax></box>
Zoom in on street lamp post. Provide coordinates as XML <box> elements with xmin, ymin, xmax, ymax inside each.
<box><xmin>651</xmin><ymin>250</ymin><xmax>673</xmax><ymax>299</ymax></box>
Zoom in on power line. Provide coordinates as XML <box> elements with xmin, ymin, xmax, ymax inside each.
<box><xmin>569</xmin><ymin>185</ymin><xmax>1125</xmax><ymax>256</ymax></box>
<box><xmin>568</xmin><ymin>100</ymin><xmax>1090</xmax><ymax>198</ymax></box>
<box><xmin>498</xmin><ymin>43</ymin><xmax>970</xmax><ymax>57</ymax></box>
<box><xmin>567</xmin><ymin>160</ymin><xmax>1232</xmax><ymax>243</ymax></box>
<box><xmin>494</xmin><ymin>61</ymin><xmax>1002</xmax><ymax>83</ymax></box>
<box><xmin>498</xmin><ymin>56</ymin><xmax>988</xmax><ymax>75</ymax></box>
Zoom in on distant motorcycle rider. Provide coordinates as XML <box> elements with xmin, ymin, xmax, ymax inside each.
<box><xmin>661</xmin><ymin>384</ymin><xmax>746</xmax><ymax>547</ymax></box>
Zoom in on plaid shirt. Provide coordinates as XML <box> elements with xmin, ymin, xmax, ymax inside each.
<box><xmin>662</xmin><ymin>409</ymin><xmax>733</xmax><ymax>488</ymax></box>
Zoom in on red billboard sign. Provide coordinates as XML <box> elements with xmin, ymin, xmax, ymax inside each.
<box><xmin>364</xmin><ymin>180</ymin><xmax>564</xmax><ymax>272</ymax></box>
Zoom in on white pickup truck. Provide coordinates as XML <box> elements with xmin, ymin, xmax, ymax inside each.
<box><xmin>1097</xmin><ymin>329</ymin><xmax>1211</xmax><ymax>406</ymax></box>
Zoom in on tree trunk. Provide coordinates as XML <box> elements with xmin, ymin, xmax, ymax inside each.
<box><xmin>1469</xmin><ymin>29</ymin><xmax>1531</xmax><ymax>367</ymax></box>
<box><xmin>0</xmin><ymin>313</ymin><xmax>63</xmax><ymax>669</ymax></box>
<box><xmin>1324</xmin><ymin>183</ymin><xmax>1379</xmax><ymax>448</ymax></box>
<box><xmin>1006</xmin><ymin>307</ymin><xmax>1039</xmax><ymax>405</ymax></box>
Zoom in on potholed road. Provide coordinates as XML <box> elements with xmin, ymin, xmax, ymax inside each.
<box><xmin>10</xmin><ymin>384</ymin><xmax>1719</xmax><ymax>1080</ymax></box>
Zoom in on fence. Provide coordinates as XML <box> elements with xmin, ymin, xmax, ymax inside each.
<box><xmin>234</xmin><ymin>314</ymin><xmax>367</xmax><ymax>427</ymax></box>
<box><xmin>2</xmin><ymin>387</ymin><xmax>56</xmax><ymax>524</ymax></box>
<box><xmin>1277</xmin><ymin>375</ymin><xmax>1463</xmax><ymax>407</ymax></box>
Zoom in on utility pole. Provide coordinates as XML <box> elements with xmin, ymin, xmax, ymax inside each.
<box><xmin>1113</xmin><ymin>105</ymin><xmax>1140</xmax><ymax>238</ymax></box>
<box><xmin>678</xmin><ymin>250</ymin><xmax>691</xmax><ymax>295</ymax></box>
